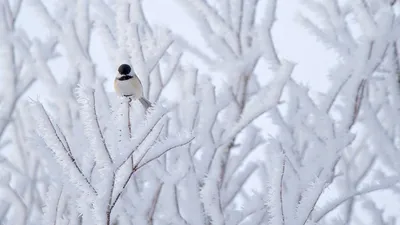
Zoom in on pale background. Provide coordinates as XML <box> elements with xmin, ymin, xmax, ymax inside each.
<box><xmin>11</xmin><ymin>0</ymin><xmax>394</xmax><ymax>224</ymax></box>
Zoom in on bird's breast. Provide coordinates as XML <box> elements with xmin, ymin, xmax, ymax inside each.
<box><xmin>114</xmin><ymin>78</ymin><xmax>143</xmax><ymax>99</ymax></box>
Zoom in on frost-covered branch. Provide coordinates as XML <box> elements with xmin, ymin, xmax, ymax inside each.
<box><xmin>296</xmin><ymin>1</ymin><xmax>400</xmax><ymax>224</ymax></box>
<box><xmin>32</xmin><ymin>101</ymin><xmax>97</xmax><ymax>196</ymax></box>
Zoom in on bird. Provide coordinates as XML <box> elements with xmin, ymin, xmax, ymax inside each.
<box><xmin>114</xmin><ymin>64</ymin><xmax>152</xmax><ymax>109</ymax></box>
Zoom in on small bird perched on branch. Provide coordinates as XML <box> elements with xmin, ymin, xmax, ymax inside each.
<box><xmin>114</xmin><ymin>64</ymin><xmax>152</xmax><ymax>109</ymax></box>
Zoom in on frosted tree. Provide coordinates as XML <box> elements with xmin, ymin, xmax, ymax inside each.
<box><xmin>298</xmin><ymin>1</ymin><xmax>400</xmax><ymax>224</ymax></box>
<box><xmin>0</xmin><ymin>0</ymin><xmax>54</xmax><ymax>224</ymax></box>
<box><xmin>1</xmin><ymin>0</ymin><xmax>400</xmax><ymax>225</ymax></box>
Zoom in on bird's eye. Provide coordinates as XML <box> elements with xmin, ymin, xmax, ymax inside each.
<box><xmin>118</xmin><ymin>64</ymin><xmax>131</xmax><ymax>75</ymax></box>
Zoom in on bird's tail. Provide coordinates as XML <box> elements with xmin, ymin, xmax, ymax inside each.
<box><xmin>139</xmin><ymin>97</ymin><xmax>152</xmax><ymax>110</ymax></box>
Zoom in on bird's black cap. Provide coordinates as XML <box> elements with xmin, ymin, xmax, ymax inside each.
<box><xmin>118</xmin><ymin>64</ymin><xmax>131</xmax><ymax>75</ymax></box>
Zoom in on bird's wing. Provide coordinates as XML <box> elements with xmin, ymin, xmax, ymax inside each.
<box><xmin>130</xmin><ymin>76</ymin><xmax>143</xmax><ymax>98</ymax></box>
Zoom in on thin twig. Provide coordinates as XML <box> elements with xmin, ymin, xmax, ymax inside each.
<box><xmin>280</xmin><ymin>144</ymin><xmax>286</xmax><ymax>225</ymax></box>
<box><xmin>314</xmin><ymin>175</ymin><xmax>400</xmax><ymax>222</ymax></box>
<box><xmin>38</xmin><ymin>103</ymin><xmax>97</xmax><ymax>194</ymax></box>
<box><xmin>89</xmin><ymin>162</ymin><xmax>96</xmax><ymax>182</ymax></box>
<box><xmin>116</xmin><ymin>110</ymin><xmax>168</xmax><ymax>170</ymax></box>
<box><xmin>136</xmin><ymin>137</ymin><xmax>194</xmax><ymax>170</ymax></box>
<box><xmin>348</xmin><ymin>79</ymin><xmax>367</xmax><ymax>129</ymax></box>
<box><xmin>128</xmin><ymin>97</ymin><xmax>132</xmax><ymax>139</ymax></box>
<box><xmin>109</xmin><ymin>170</ymin><xmax>135</xmax><ymax>212</ymax></box>
<box><xmin>127</xmin><ymin>97</ymin><xmax>133</xmax><ymax>167</ymax></box>
<box><xmin>147</xmin><ymin>183</ymin><xmax>163</xmax><ymax>224</ymax></box>
<box><xmin>133</xmin><ymin>124</ymin><xmax>164</xmax><ymax>169</ymax></box>
<box><xmin>173</xmin><ymin>184</ymin><xmax>188</xmax><ymax>224</ymax></box>
<box><xmin>53</xmin><ymin>186</ymin><xmax>63</xmax><ymax>225</ymax></box>
<box><xmin>110</xmin><ymin>138</ymin><xmax>193</xmax><ymax>211</ymax></box>
<box><xmin>106</xmin><ymin>172</ymin><xmax>116</xmax><ymax>225</ymax></box>
<box><xmin>92</xmin><ymin>90</ymin><xmax>113</xmax><ymax>163</ymax></box>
